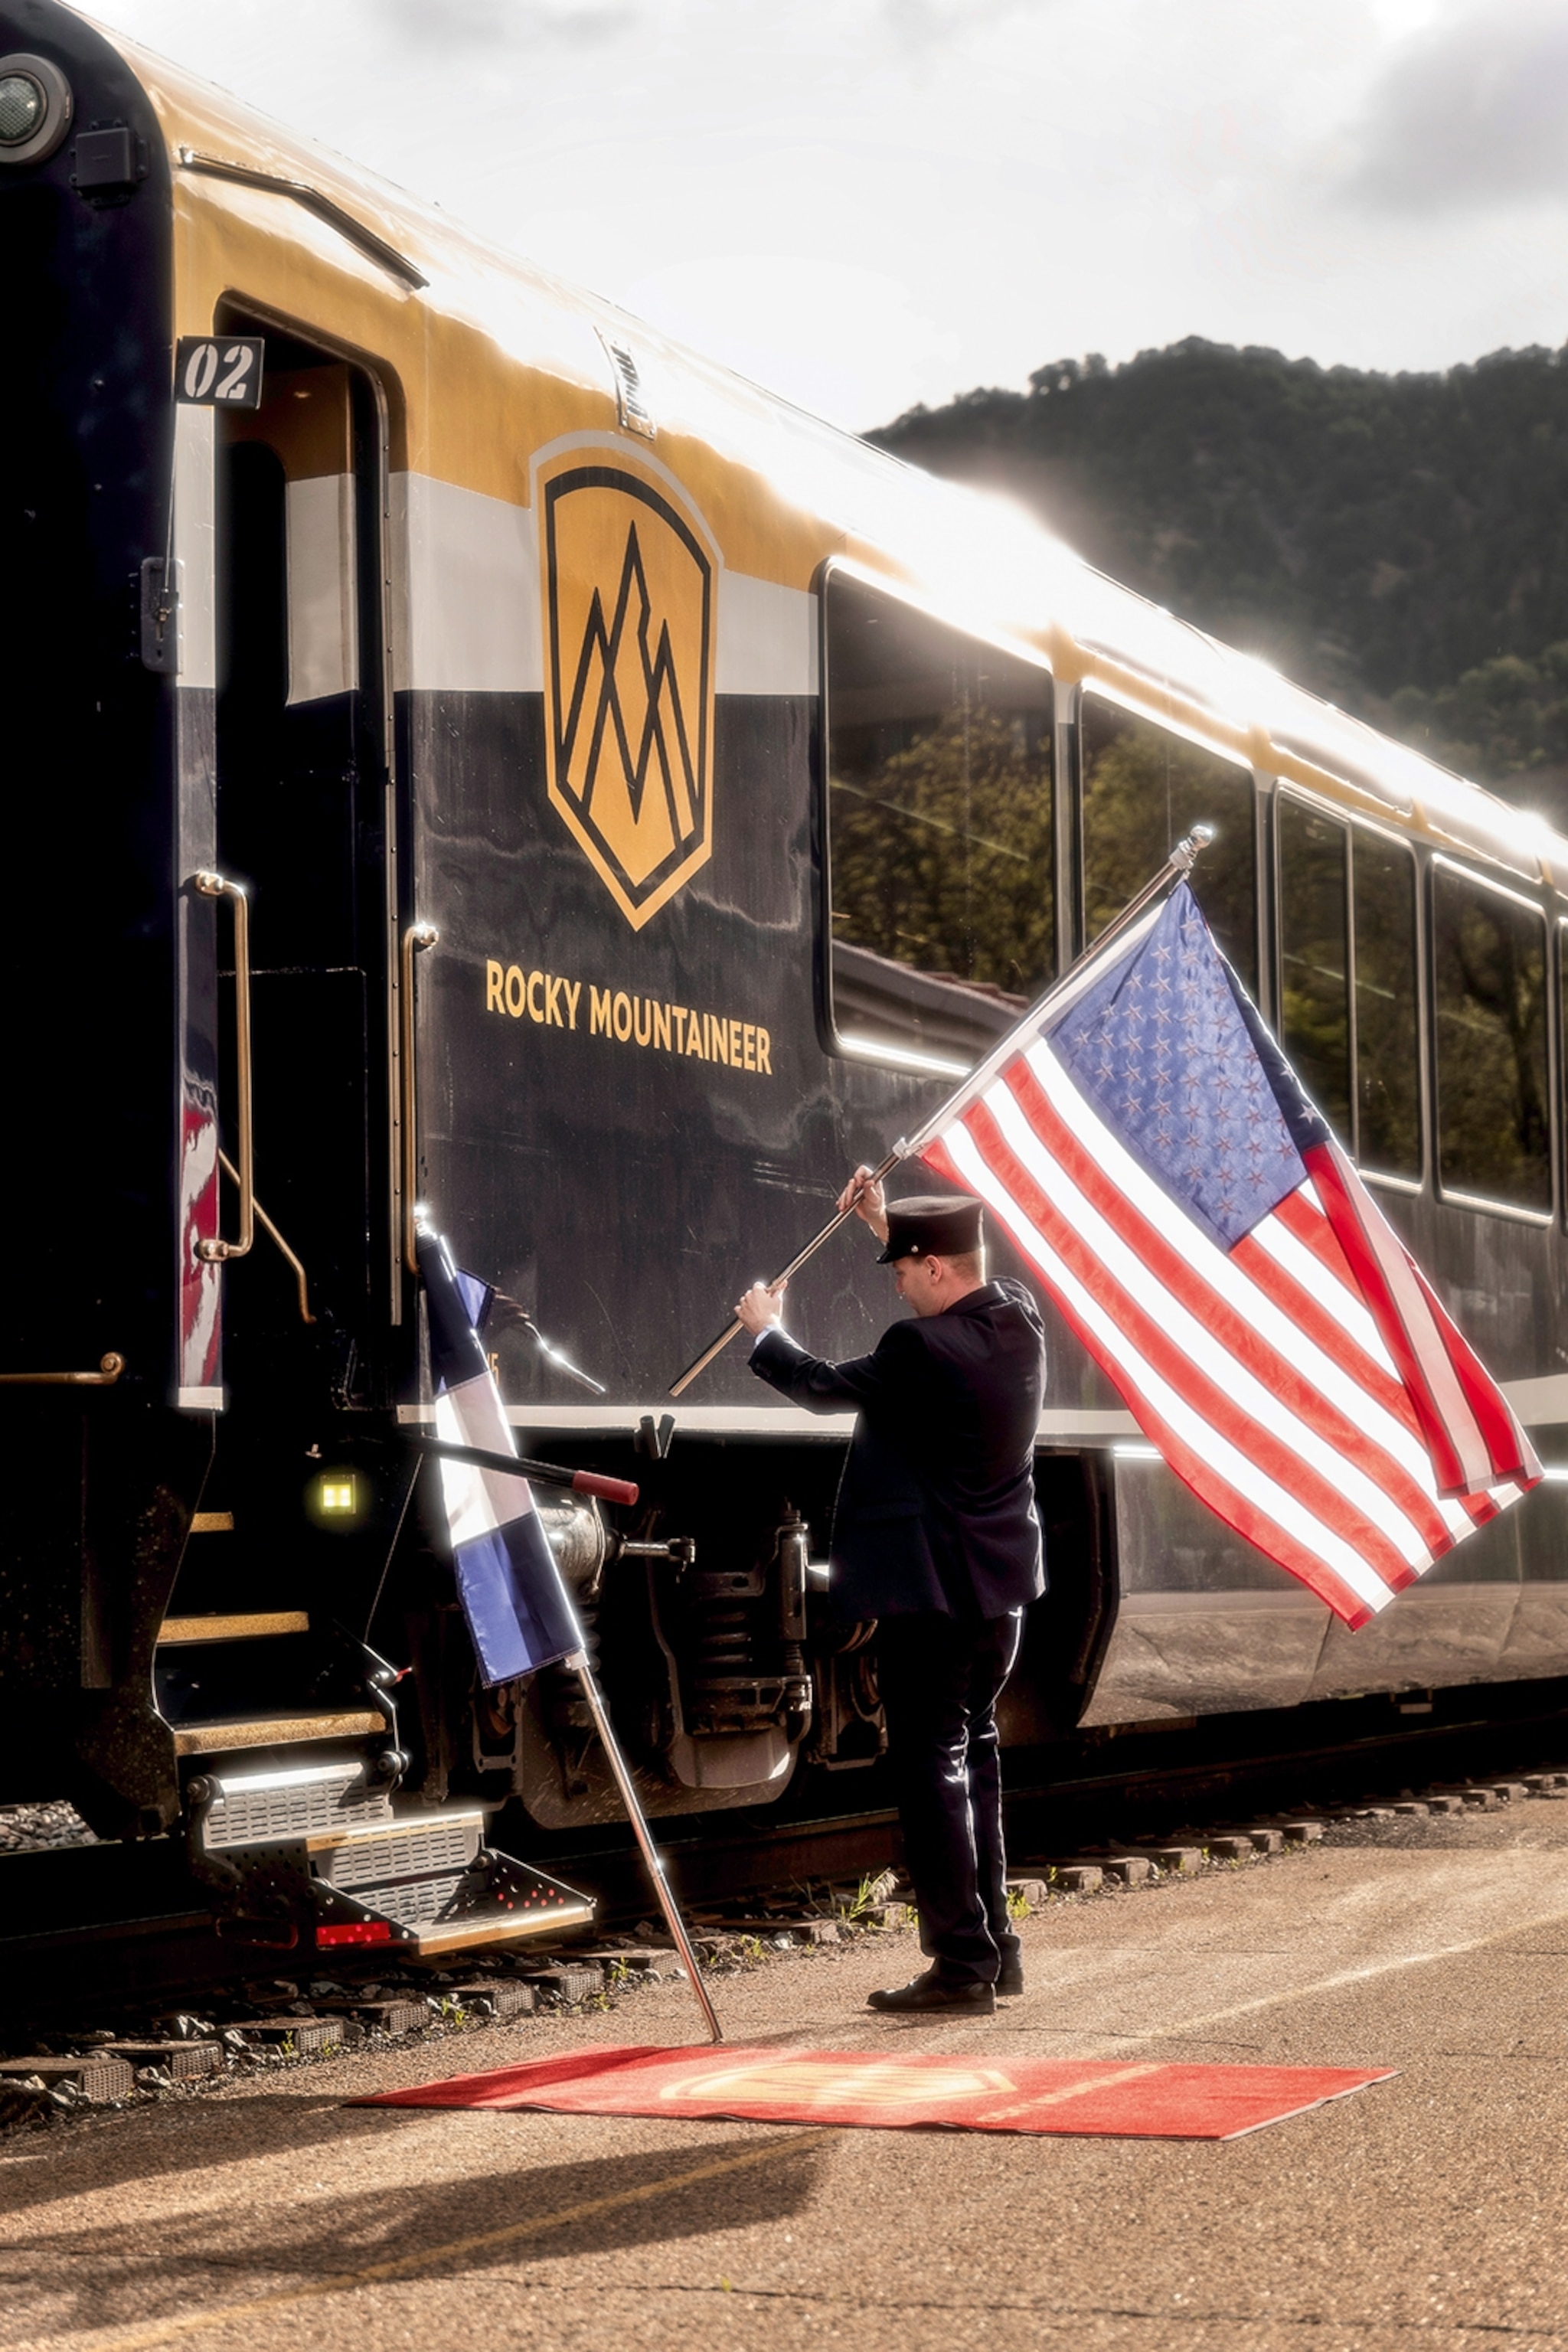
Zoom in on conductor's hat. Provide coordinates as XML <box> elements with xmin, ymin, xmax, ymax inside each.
<box><xmin>876</xmin><ymin>1194</ymin><xmax>985</xmax><ymax>1265</ymax></box>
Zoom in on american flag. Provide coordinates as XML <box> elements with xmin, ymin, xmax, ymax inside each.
<box><xmin>920</xmin><ymin>883</ymin><xmax>1540</xmax><ymax>1627</ymax></box>
<box><xmin>417</xmin><ymin>1228</ymin><xmax>583</xmax><ymax>1684</ymax></box>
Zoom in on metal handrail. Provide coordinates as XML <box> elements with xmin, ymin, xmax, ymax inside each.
<box><xmin>0</xmin><ymin>1354</ymin><xmax>123</xmax><ymax>1387</ymax></box>
<box><xmin>194</xmin><ymin>872</ymin><xmax>254</xmax><ymax>1262</ymax></box>
<box><xmin>218</xmin><ymin>1152</ymin><xmax>314</xmax><ymax>1324</ymax></box>
<box><xmin>177</xmin><ymin>150</ymin><xmax>429</xmax><ymax>290</ymax></box>
<box><xmin>401</xmin><ymin>922</ymin><xmax>439</xmax><ymax>1272</ymax></box>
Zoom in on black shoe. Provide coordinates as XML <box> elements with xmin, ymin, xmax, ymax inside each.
<box><xmin>996</xmin><ymin>1962</ymin><xmax>1024</xmax><ymax>1998</ymax></box>
<box><xmin>866</xmin><ymin>1968</ymin><xmax>996</xmax><ymax>2014</ymax></box>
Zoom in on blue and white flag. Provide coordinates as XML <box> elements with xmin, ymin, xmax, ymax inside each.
<box><xmin>417</xmin><ymin>1227</ymin><xmax>581</xmax><ymax>1686</ymax></box>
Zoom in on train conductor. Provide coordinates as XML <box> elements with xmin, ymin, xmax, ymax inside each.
<box><xmin>735</xmin><ymin>1171</ymin><xmax>1047</xmax><ymax>2013</ymax></box>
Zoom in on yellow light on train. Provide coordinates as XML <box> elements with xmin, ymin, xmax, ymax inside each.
<box><xmin>309</xmin><ymin>1469</ymin><xmax>361</xmax><ymax>1525</ymax></box>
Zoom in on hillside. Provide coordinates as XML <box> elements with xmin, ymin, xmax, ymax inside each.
<box><xmin>867</xmin><ymin>341</ymin><xmax>1568</xmax><ymax>827</ymax></box>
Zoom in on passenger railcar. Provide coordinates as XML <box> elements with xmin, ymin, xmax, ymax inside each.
<box><xmin>5</xmin><ymin>0</ymin><xmax>1567</xmax><ymax>1954</ymax></box>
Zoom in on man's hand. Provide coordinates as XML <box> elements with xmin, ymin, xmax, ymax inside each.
<box><xmin>838</xmin><ymin>1164</ymin><xmax>890</xmax><ymax>1243</ymax></box>
<box><xmin>734</xmin><ymin>1279</ymin><xmax>788</xmax><ymax>1338</ymax></box>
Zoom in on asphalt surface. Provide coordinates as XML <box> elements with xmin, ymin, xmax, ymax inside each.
<box><xmin>4</xmin><ymin>1803</ymin><xmax>1568</xmax><ymax>2352</ymax></box>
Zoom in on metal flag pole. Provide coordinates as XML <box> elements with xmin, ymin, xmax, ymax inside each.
<box><xmin>412</xmin><ymin>1437</ymin><xmax>724</xmax><ymax>2041</ymax></box>
<box><xmin>567</xmin><ymin>1652</ymin><xmax>724</xmax><ymax>2043</ymax></box>
<box><xmin>668</xmin><ymin>825</ymin><xmax>1214</xmax><ymax>1398</ymax></box>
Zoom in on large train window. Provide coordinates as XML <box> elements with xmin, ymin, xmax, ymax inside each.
<box><xmin>1277</xmin><ymin>799</ymin><xmax>1350</xmax><ymax>1135</ymax></box>
<box><xmin>1354</xmin><ymin>831</ymin><xmax>1420</xmax><ymax>1179</ymax></box>
<box><xmin>824</xmin><ymin>570</ymin><xmax>1054</xmax><ymax>1069</ymax></box>
<box><xmin>1276</xmin><ymin>802</ymin><xmax>1420</xmax><ymax>1178</ymax></box>
<box><xmin>1081</xmin><ymin>697</ymin><xmax>1257</xmax><ymax>992</ymax></box>
<box><xmin>1432</xmin><ymin>861</ymin><xmax>1550</xmax><ymax>1214</ymax></box>
<box><xmin>1560</xmin><ymin>922</ymin><xmax>1568</xmax><ymax>1226</ymax></box>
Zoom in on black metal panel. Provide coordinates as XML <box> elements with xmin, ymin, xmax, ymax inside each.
<box><xmin>0</xmin><ymin>2</ymin><xmax>175</xmax><ymax>1374</ymax></box>
<box><xmin>0</xmin><ymin>6</ymin><xmax>224</xmax><ymax>1824</ymax></box>
<box><xmin>405</xmin><ymin>684</ymin><xmax>1129</xmax><ymax>1411</ymax></box>
<box><xmin>413</xmin><ymin>688</ymin><xmax>949</xmax><ymax>1397</ymax></box>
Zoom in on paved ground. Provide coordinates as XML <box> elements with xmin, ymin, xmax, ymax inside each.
<box><xmin>5</xmin><ymin>1804</ymin><xmax>1568</xmax><ymax>2352</ymax></box>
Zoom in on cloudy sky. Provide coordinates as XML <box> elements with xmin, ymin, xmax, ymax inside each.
<box><xmin>88</xmin><ymin>0</ymin><xmax>1568</xmax><ymax>430</ymax></box>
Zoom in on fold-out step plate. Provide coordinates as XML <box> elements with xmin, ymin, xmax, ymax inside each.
<box><xmin>314</xmin><ymin>1850</ymin><xmax>594</xmax><ymax>1958</ymax></box>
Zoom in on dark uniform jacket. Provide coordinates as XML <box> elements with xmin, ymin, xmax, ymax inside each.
<box><xmin>749</xmin><ymin>1278</ymin><xmax>1047</xmax><ymax>1622</ymax></box>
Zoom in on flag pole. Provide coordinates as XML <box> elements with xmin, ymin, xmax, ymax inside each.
<box><xmin>567</xmin><ymin>1650</ymin><xmax>725</xmax><ymax>2043</ymax></box>
<box><xmin>668</xmin><ymin>825</ymin><xmax>1214</xmax><ymax>1398</ymax></box>
<box><xmin>410</xmin><ymin>1424</ymin><xmax>723</xmax><ymax>2042</ymax></box>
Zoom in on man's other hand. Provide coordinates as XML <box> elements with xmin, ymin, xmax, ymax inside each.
<box><xmin>735</xmin><ymin>1279</ymin><xmax>788</xmax><ymax>1337</ymax></box>
<box><xmin>838</xmin><ymin>1164</ymin><xmax>890</xmax><ymax>1243</ymax></box>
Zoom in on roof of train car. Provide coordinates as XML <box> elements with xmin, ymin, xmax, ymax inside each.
<box><xmin>83</xmin><ymin>5</ymin><xmax>1568</xmax><ymax>896</ymax></box>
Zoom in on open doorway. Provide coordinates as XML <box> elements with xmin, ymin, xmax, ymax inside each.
<box><xmin>212</xmin><ymin>318</ymin><xmax>399</xmax><ymax>1390</ymax></box>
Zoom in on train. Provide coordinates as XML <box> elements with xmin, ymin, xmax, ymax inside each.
<box><xmin>5</xmin><ymin>0</ymin><xmax>1568</xmax><ymax>1962</ymax></box>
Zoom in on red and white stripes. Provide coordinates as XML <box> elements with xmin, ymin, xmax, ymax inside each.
<box><xmin>923</xmin><ymin>1036</ymin><xmax>1537</xmax><ymax>1628</ymax></box>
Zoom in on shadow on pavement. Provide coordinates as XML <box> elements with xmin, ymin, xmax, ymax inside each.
<box><xmin>2</xmin><ymin>2125</ymin><xmax>826</xmax><ymax>2340</ymax></box>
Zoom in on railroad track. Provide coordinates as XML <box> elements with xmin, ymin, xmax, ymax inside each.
<box><xmin>3</xmin><ymin>1681</ymin><xmax>1566</xmax><ymax>2070</ymax></box>
<box><xmin>5</xmin><ymin>1740</ymin><xmax>1566</xmax><ymax>2135</ymax></box>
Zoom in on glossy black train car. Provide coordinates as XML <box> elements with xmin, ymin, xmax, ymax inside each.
<box><xmin>4</xmin><ymin>0</ymin><xmax>1567</xmax><ymax>1956</ymax></box>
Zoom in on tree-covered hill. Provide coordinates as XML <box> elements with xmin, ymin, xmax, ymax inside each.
<box><xmin>866</xmin><ymin>341</ymin><xmax>1568</xmax><ymax>825</ymax></box>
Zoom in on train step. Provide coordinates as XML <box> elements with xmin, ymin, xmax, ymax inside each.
<box><xmin>318</xmin><ymin>1850</ymin><xmax>596</xmax><ymax>1958</ymax></box>
<box><xmin>158</xmin><ymin>1612</ymin><xmax>310</xmax><ymax>1645</ymax></box>
<box><xmin>187</xmin><ymin>1762</ymin><xmax>594</xmax><ymax>1959</ymax></box>
<box><xmin>198</xmin><ymin>1759</ymin><xmax>394</xmax><ymax>1847</ymax></box>
<box><xmin>171</xmin><ymin>1709</ymin><xmax>385</xmax><ymax>1758</ymax></box>
<box><xmin>308</xmin><ymin>1809</ymin><xmax>487</xmax><ymax>1888</ymax></box>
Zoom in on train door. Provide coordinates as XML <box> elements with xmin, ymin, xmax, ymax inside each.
<box><xmin>155</xmin><ymin>321</ymin><xmax>406</xmax><ymax>1771</ymax></box>
<box><xmin>211</xmin><ymin>327</ymin><xmax>398</xmax><ymax>1393</ymax></box>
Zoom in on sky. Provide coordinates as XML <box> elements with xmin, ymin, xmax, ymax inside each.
<box><xmin>84</xmin><ymin>0</ymin><xmax>1568</xmax><ymax>432</ymax></box>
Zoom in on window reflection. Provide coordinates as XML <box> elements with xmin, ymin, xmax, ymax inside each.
<box><xmin>1433</xmin><ymin>866</ymin><xmax>1549</xmax><ymax>1210</ymax></box>
<box><xmin>1081</xmin><ymin>697</ymin><xmax>1257</xmax><ymax>994</ymax></box>
<box><xmin>1353</xmin><ymin>835</ymin><xmax>1420</xmax><ymax>1180</ymax></box>
<box><xmin>1278</xmin><ymin>798</ymin><xmax>1351</xmax><ymax>1138</ymax></box>
<box><xmin>826</xmin><ymin>573</ymin><xmax>1054</xmax><ymax>1063</ymax></box>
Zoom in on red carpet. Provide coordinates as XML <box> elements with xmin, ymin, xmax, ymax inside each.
<box><xmin>358</xmin><ymin>2043</ymin><xmax>1395</xmax><ymax>2139</ymax></box>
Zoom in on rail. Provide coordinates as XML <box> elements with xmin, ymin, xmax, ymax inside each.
<box><xmin>177</xmin><ymin>150</ymin><xmax>429</xmax><ymax>290</ymax></box>
<box><xmin>194</xmin><ymin>872</ymin><xmax>254</xmax><ymax>1263</ymax></box>
<box><xmin>218</xmin><ymin>1152</ymin><xmax>314</xmax><ymax>1324</ymax></box>
<box><xmin>0</xmin><ymin>1354</ymin><xmax>124</xmax><ymax>1387</ymax></box>
<box><xmin>400</xmin><ymin>922</ymin><xmax>439</xmax><ymax>1273</ymax></box>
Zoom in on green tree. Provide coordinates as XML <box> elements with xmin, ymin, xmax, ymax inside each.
<box><xmin>869</xmin><ymin>341</ymin><xmax>1568</xmax><ymax>824</ymax></box>
<box><xmin>831</xmin><ymin>702</ymin><xmax>1052</xmax><ymax>995</ymax></box>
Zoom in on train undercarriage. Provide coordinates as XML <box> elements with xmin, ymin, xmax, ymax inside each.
<box><xmin>0</xmin><ymin>1367</ymin><xmax>1109</xmax><ymax>1965</ymax></box>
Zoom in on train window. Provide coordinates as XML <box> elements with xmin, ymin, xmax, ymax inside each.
<box><xmin>1081</xmin><ymin>697</ymin><xmax>1257</xmax><ymax>992</ymax></box>
<box><xmin>1277</xmin><ymin>798</ymin><xmax>1351</xmax><ymax>1136</ymax></box>
<box><xmin>1432</xmin><ymin>862</ymin><xmax>1550</xmax><ymax>1213</ymax></box>
<box><xmin>825</xmin><ymin>570</ymin><xmax>1054</xmax><ymax>1068</ymax></box>
<box><xmin>1353</xmin><ymin>831</ymin><xmax>1420</xmax><ymax>1180</ymax></box>
<box><xmin>1560</xmin><ymin>923</ymin><xmax>1568</xmax><ymax>1226</ymax></box>
<box><xmin>1277</xmin><ymin>799</ymin><xmax>1422</xmax><ymax>1176</ymax></box>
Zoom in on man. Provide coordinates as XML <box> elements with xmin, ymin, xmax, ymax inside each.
<box><xmin>734</xmin><ymin>1170</ymin><xmax>1047</xmax><ymax>2014</ymax></box>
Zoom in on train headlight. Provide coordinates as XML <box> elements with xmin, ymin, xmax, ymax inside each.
<box><xmin>0</xmin><ymin>74</ymin><xmax>42</xmax><ymax>142</ymax></box>
<box><xmin>0</xmin><ymin>54</ymin><xmax>73</xmax><ymax>165</ymax></box>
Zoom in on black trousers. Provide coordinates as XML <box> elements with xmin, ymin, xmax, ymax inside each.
<box><xmin>875</xmin><ymin>1607</ymin><xmax>1024</xmax><ymax>1986</ymax></box>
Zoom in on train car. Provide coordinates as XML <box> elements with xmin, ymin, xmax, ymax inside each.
<box><xmin>5</xmin><ymin>0</ymin><xmax>1568</xmax><ymax>1959</ymax></box>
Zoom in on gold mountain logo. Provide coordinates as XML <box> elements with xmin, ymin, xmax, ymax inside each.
<box><xmin>541</xmin><ymin>456</ymin><xmax>716</xmax><ymax>929</ymax></box>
